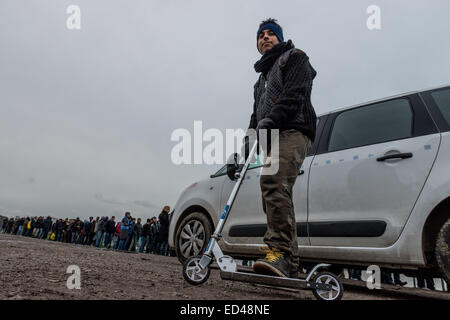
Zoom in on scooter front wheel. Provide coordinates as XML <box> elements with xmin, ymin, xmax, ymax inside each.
<box><xmin>312</xmin><ymin>271</ymin><xmax>343</xmax><ymax>301</ymax></box>
<box><xmin>183</xmin><ymin>255</ymin><xmax>211</xmax><ymax>285</ymax></box>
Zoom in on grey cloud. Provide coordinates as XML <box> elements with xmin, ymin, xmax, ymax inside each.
<box><xmin>92</xmin><ymin>193</ymin><xmax>125</xmax><ymax>206</ymax></box>
<box><xmin>133</xmin><ymin>200</ymin><xmax>159</xmax><ymax>209</ymax></box>
<box><xmin>0</xmin><ymin>0</ymin><xmax>449</xmax><ymax>219</ymax></box>
<box><xmin>93</xmin><ymin>194</ymin><xmax>159</xmax><ymax>211</ymax></box>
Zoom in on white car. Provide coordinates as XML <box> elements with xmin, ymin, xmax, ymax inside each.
<box><xmin>169</xmin><ymin>85</ymin><xmax>450</xmax><ymax>283</ymax></box>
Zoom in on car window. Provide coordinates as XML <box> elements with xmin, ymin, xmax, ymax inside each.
<box><xmin>328</xmin><ymin>98</ymin><xmax>413</xmax><ymax>152</ymax></box>
<box><xmin>431</xmin><ymin>88</ymin><xmax>450</xmax><ymax>126</ymax></box>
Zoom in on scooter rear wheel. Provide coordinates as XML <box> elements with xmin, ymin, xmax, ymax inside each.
<box><xmin>183</xmin><ymin>255</ymin><xmax>211</xmax><ymax>285</ymax></box>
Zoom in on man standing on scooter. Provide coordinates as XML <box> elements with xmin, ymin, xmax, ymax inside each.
<box><xmin>248</xmin><ymin>18</ymin><xmax>317</xmax><ymax>278</ymax></box>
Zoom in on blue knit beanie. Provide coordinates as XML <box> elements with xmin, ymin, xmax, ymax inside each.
<box><xmin>256</xmin><ymin>22</ymin><xmax>284</xmax><ymax>43</ymax></box>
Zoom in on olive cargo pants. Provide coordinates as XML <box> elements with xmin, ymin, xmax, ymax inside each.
<box><xmin>260</xmin><ymin>129</ymin><xmax>311</xmax><ymax>268</ymax></box>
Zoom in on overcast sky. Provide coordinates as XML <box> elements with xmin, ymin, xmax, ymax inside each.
<box><xmin>1</xmin><ymin>0</ymin><xmax>449</xmax><ymax>219</ymax></box>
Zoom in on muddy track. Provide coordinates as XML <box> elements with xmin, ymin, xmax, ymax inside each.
<box><xmin>0</xmin><ymin>234</ymin><xmax>407</xmax><ymax>300</ymax></box>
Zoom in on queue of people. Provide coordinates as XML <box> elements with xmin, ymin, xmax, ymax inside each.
<box><xmin>0</xmin><ymin>206</ymin><xmax>172</xmax><ymax>256</ymax></box>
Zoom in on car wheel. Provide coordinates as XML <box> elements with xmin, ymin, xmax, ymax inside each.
<box><xmin>435</xmin><ymin>217</ymin><xmax>450</xmax><ymax>285</ymax></box>
<box><xmin>175</xmin><ymin>212</ymin><xmax>212</xmax><ymax>264</ymax></box>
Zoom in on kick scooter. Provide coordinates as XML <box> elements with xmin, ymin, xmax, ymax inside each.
<box><xmin>182</xmin><ymin>141</ymin><xmax>343</xmax><ymax>300</ymax></box>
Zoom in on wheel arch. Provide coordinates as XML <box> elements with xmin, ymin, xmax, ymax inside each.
<box><xmin>173</xmin><ymin>205</ymin><xmax>215</xmax><ymax>245</ymax></box>
<box><xmin>422</xmin><ymin>195</ymin><xmax>450</xmax><ymax>267</ymax></box>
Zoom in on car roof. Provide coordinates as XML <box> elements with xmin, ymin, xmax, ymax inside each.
<box><xmin>317</xmin><ymin>83</ymin><xmax>450</xmax><ymax>117</ymax></box>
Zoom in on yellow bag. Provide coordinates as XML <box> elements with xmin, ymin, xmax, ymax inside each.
<box><xmin>50</xmin><ymin>232</ymin><xmax>56</xmax><ymax>241</ymax></box>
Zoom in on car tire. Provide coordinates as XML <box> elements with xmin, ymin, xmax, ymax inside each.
<box><xmin>175</xmin><ymin>212</ymin><xmax>213</xmax><ymax>264</ymax></box>
<box><xmin>435</xmin><ymin>217</ymin><xmax>450</xmax><ymax>285</ymax></box>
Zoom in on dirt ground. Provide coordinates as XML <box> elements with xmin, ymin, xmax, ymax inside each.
<box><xmin>0</xmin><ymin>233</ymin><xmax>399</xmax><ymax>300</ymax></box>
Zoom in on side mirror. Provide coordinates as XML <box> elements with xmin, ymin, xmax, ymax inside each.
<box><xmin>226</xmin><ymin>153</ymin><xmax>239</xmax><ymax>181</ymax></box>
<box><xmin>226</xmin><ymin>163</ymin><xmax>237</xmax><ymax>181</ymax></box>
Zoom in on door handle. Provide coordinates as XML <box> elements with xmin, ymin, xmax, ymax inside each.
<box><xmin>298</xmin><ymin>170</ymin><xmax>305</xmax><ymax>175</ymax></box>
<box><xmin>376</xmin><ymin>152</ymin><xmax>413</xmax><ymax>162</ymax></box>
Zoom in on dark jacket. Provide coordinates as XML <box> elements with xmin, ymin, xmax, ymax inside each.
<box><xmin>44</xmin><ymin>217</ymin><xmax>52</xmax><ymax>230</ymax></box>
<box><xmin>150</xmin><ymin>222</ymin><xmax>158</xmax><ymax>240</ymax></box>
<box><xmin>36</xmin><ymin>219</ymin><xmax>44</xmax><ymax>229</ymax></box>
<box><xmin>72</xmin><ymin>220</ymin><xmax>81</xmax><ymax>232</ymax></box>
<box><xmin>158</xmin><ymin>211</ymin><xmax>170</xmax><ymax>242</ymax></box>
<box><xmin>56</xmin><ymin>220</ymin><xmax>63</xmax><ymax>231</ymax></box>
<box><xmin>84</xmin><ymin>220</ymin><xmax>93</xmax><ymax>233</ymax></box>
<box><xmin>134</xmin><ymin>222</ymin><xmax>143</xmax><ymax>237</ymax></box>
<box><xmin>105</xmin><ymin>220</ymin><xmax>116</xmax><ymax>234</ymax></box>
<box><xmin>142</xmin><ymin>223</ymin><xmax>151</xmax><ymax>237</ymax></box>
<box><xmin>249</xmin><ymin>41</ymin><xmax>317</xmax><ymax>142</ymax></box>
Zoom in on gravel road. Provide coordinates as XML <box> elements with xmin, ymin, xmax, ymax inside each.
<box><xmin>0</xmin><ymin>233</ymin><xmax>399</xmax><ymax>300</ymax></box>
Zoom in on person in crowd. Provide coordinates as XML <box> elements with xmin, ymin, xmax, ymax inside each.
<box><xmin>393</xmin><ymin>272</ymin><xmax>407</xmax><ymax>286</ymax></box>
<box><xmin>50</xmin><ymin>218</ymin><xmax>57</xmax><ymax>240</ymax></box>
<box><xmin>95</xmin><ymin>216</ymin><xmax>107</xmax><ymax>247</ymax></box>
<box><xmin>381</xmin><ymin>270</ymin><xmax>396</xmax><ymax>285</ymax></box>
<box><xmin>64</xmin><ymin>219</ymin><xmax>71</xmax><ymax>243</ymax></box>
<box><xmin>118</xmin><ymin>212</ymin><xmax>131</xmax><ymax>251</ymax></box>
<box><xmin>350</xmin><ymin>269</ymin><xmax>362</xmax><ymax>281</ymax></box>
<box><xmin>5</xmin><ymin>217</ymin><xmax>11</xmax><ymax>233</ymax></box>
<box><xmin>146</xmin><ymin>217</ymin><xmax>156</xmax><ymax>253</ymax></box>
<box><xmin>12</xmin><ymin>218</ymin><xmax>18</xmax><ymax>235</ymax></box>
<box><xmin>92</xmin><ymin>216</ymin><xmax>100</xmax><ymax>245</ymax></box>
<box><xmin>88</xmin><ymin>217</ymin><xmax>97</xmax><ymax>245</ymax></box>
<box><xmin>130</xmin><ymin>218</ymin><xmax>142</xmax><ymax>253</ymax></box>
<box><xmin>150</xmin><ymin>216</ymin><xmax>159</xmax><ymax>254</ymax></box>
<box><xmin>104</xmin><ymin>216</ymin><xmax>116</xmax><ymax>249</ymax></box>
<box><xmin>55</xmin><ymin>219</ymin><xmax>63</xmax><ymax>242</ymax></box>
<box><xmin>68</xmin><ymin>219</ymin><xmax>75</xmax><ymax>243</ymax></box>
<box><xmin>76</xmin><ymin>218</ymin><xmax>85</xmax><ymax>244</ymax></box>
<box><xmin>43</xmin><ymin>216</ymin><xmax>52</xmax><ymax>240</ymax></box>
<box><xmin>30</xmin><ymin>217</ymin><xmax>35</xmax><ymax>237</ymax></box>
<box><xmin>417</xmin><ymin>273</ymin><xmax>436</xmax><ymax>290</ymax></box>
<box><xmin>71</xmin><ymin>218</ymin><xmax>81</xmax><ymax>244</ymax></box>
<box><xmin>5</xmin><ymin>218</ymin><xmax>12</xmax><ymax>233</ymax></box>
<box><xmin>126</xmin><ymin>218</ymin><xmax>136</xmax><ymax>251</ymax></box>
<box><xmin>25</xmin><ymin>217</ymin><xmax>32</xmax><ymax>237</ymax></box>
<box><xmin>82</xmin><ymin>217</ymin><xmax>93</xmax><ymax>245</ymax></box>
<box><xmin>158</xmin><ymin>206</ymin><xmax>170</xmax><ymax>256</ymax></box>
<box><xmin>113</xmin><ymin>220</ymin><xmax>122</xmax><ymax>250</ymax></box>
<box><xmin>16</xmin><ymin>218</ymin><xmax>25</xmax><ymax>236</ymax></box>
<box><xmin>1</xmin><ymin>217</ymin><xmax>5</xmax><ymax>232</ymax></box>
<box><xmin>4</xmin><ymin>217</ymin><xmax>10</xmax><ymax>233</ymax></box>
<box><xmin>140</xmin><ymin>219</ymin><xmax>151</xmax><ymax>253</ymax></box>
<box><xmin>31</xmin><ymin>217</ymin><xmax>38</xmax><ymax>237</ymax></box>
<box><xmin>8</xmin><ymin>218</ymin><xmax>14</xmax><ymax>233</ymax></box>
<box><xmin>36</xmin><ymin>217</ymin><xmax>44</xmax><ymax>239</ymax></box>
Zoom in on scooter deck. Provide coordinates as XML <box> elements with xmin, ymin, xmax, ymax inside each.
<box><xmin>220</xmin><ymin>271</ymin><xmax>332</xmax><ymax>291</ymax></box>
